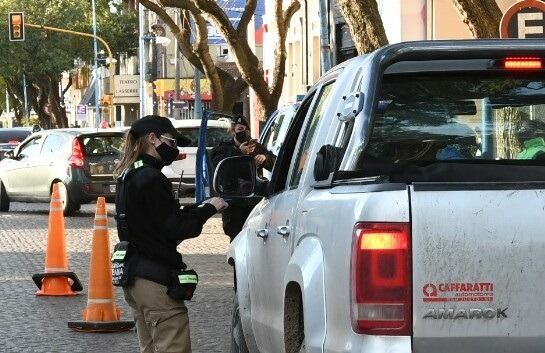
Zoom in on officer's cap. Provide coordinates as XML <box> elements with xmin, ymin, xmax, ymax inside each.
<box><xmin>232</xmin><ymin>115</ymin><xmax>250</xmax><ymax>129</ymax></box>
<box><xmin>129</xmin><ymin>115</ymin><xmax>191</xmax><ymax>147</ymax></box>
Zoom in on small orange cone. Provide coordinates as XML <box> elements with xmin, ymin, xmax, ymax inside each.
<box><xmin>68</xmin><ymin>197</ymin><xmax>134</xmax><ymax>332</ymax></box>
<box><xmin>32</xmin><ymin>182</ymin><xmax>82</xmax><ymax>296</ymax></box>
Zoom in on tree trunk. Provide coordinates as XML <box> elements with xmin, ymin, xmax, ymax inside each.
<box><xmin>5</xmin><ymin>79</ymin><xmax>25</xmax><ymax>126</ymax></box>
<box><xmin>47</xmin><ymin>75</ymin><xmax>68</xmax><ymax>128</ymax></box>
<box><xmin>337</xmin><ymin>0</ymin><xmax>389</xmax><ymax>54</ymax></box>
<box><xmin>28</xmin><ymin>82</ymin><xmax>51</xmax><ymax>128</ymax></box>
<box><xmin>452</xmin><ymin>0</ymin><xmax>502</xmax><ymax>38</ymax></box>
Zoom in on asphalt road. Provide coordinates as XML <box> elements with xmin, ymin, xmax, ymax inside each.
<box><xmin>0</xmin><ymin>202</ymin><xmax>233</xmax><ymax>353</ymax></box>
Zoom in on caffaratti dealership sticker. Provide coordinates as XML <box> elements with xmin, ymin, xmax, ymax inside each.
<box><xmin>422</xmin><ymin>282</ymin><xmax>494</xmax><ymax>302</ymax></box>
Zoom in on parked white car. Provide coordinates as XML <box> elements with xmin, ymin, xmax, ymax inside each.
<box><xmin>163</xmin><ymin>118</ymin><xmax>231</xmax><ymax>198</ymax></box>
<box><xmin>214</xmin><ymin>39</ymin><xmax>545</xmax><ymax>353</ymax></box>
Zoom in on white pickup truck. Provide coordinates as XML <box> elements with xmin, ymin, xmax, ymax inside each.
<box><xmin>213</xmin><ymin>39</ymin><xmax>545</xmax><ymax>353</ymax></box>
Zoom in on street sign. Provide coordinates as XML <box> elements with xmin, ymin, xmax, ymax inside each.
<box><xmin>76</xmin><ymin>104</ymin><xmax>87</xmax><ymax>121</ymax></box>
<box><xmin>8</xmin><ymin>12</ymin><xmax>25</xmax><ymax>41</ymax></box>
<box><xmin>500</xmin><ymin>0</ymin><xmax>545</xmax><ymax>38</ymax></box>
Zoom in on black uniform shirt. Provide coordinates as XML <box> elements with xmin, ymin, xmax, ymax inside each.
<box><xmin>119</xmin><ymin>154</ymin><xmax>216</xmax><ymax>269</ymax></box>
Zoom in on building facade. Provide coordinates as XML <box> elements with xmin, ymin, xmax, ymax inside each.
<box><xmin>263</xmin><ymin>0</ymin><xmax>526</xmax><ymax>107</ymax></box>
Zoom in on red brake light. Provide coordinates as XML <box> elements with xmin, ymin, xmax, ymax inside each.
<box><xmin>504</xmin><ymin>57</ymin><xmax>542</xmax><ymax>70</ymax></box>
<box><xmin>68</xmin><ymin>138</ymin><xmax>85</xmax><ymax>169</ymax></box>
<box><xmin>351</xmin><ymin>222</ymin><xmax>411</xmax><ymax>336</ymax></box>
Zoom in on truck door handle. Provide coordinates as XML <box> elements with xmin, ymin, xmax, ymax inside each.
<box><xmin>277</xmin><ymin>226</ymin><xmax>290</xmax><ymax>237</ymax></box>
<box><xmin>256</xmin><ymin>229</ymin><xmax>269</xmax><ymax>239</ymax></box>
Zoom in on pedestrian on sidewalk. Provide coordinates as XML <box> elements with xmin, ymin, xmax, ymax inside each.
<box><xmin>113</xmin><ymin>115</ymin><xmax>228</xmax><ymax>353</ymax></box>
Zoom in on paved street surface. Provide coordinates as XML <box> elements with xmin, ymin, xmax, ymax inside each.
<box><xmin>0</xmin><ymin>202</ymin><xmax>233</xmax><ymax>353</ymax></box>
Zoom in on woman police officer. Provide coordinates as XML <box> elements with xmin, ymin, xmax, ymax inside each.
<box><xmin>114</xmin><ymin>115</ymin><xmax>227</xmax><ymax>353</ymax></box>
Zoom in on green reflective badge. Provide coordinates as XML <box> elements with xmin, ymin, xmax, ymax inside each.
<box><xmin>178</xmin><ymin>274</ymin><xmax>198</xmax><ymax>284</ymax></box>
<box><xmin>111</xmin><ymin>250</ymin><xmax>127</xmax><ymax>261</ymax></box>
<box><xmin>134</xmin><ymin>160</ymin><xmax>144</xmax><ymax>168</ymax></box>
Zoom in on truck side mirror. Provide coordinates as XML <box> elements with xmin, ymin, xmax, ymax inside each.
<box><xmin>213</xmin><ymin>156</ymin><xmax>256</xmax><ymax>197</ymax></box>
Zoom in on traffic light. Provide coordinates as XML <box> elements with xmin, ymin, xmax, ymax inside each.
<box><xmin>8</xmin><ymin>12</ymin><xmax>25</xmax><ymax>42</ymax></box>
<box><xmin>100</xmin><ymin>94</ymin><xmax>112</xmax><ymax>106</ymax></box>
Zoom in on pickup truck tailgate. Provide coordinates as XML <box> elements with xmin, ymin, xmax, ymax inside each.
<box><xmin>411</xmin><ymin>185</ymin><xmax>545</xmax><ymax>353</ymax></box>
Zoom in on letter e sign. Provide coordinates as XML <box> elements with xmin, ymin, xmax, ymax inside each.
<box><xmin>501</xmin><ymin>0</ymin><xmax>545</xmax><ymax>38</ymax></box>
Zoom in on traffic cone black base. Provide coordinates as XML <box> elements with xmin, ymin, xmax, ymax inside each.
<box><xmin>67</xmin><ymin>320</ymin><xmax>135</xmax><ymax>333</ymax></box>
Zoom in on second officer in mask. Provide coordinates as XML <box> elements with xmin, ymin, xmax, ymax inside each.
<box><xmin>114</xmin><ymin>115</ymin><xmax>228</xmax><ymax>353</ymax></box>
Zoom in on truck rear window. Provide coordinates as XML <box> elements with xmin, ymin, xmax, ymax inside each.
<box><xmin>366</xmin><ymin>73</ymin><xmax>545</xmax><ymax>162</ymax></box>
<box><xmin>344</xmin><ymin>72</ymin><xmax>545</xmax><ymax>183</ymax></box>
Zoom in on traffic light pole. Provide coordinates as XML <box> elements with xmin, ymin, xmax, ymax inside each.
<box><xmin>92</xmin><ymin>0</ymin><xmax>100</xmax><ymax>127</ymax></box>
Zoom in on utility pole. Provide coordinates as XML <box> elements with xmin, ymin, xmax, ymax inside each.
<box><xmin>174</xmin><ymin>9</ymin><xmax>181</xmax><ymax>120</ymax></box>
<box><xmin>92</xmin><ymin>0</ymin><xmax>100</xmax><ymax>127</ymax></box>
<box><xmin>191</xmin><ymin>18</ymin><xmax>202</xmax><ymax>119</ymax></box>
<box><xmin>5</xmin><ymin>89</ymin><xmax>10</xmax><ymax>128</ymax></box>
<box><xmin>319</xmin><ymin>0</ymin><xmax>332</xmax><ymax>75</ymax></box>
<box><xmin>138</xmin><ymin>5</ymin><xmax>147</xmax><ymax>118</ymax></box>
<box><xmin>22</xmin><ymin>74</ymin><xmax>29</xmax><ymax>126</ymax></box>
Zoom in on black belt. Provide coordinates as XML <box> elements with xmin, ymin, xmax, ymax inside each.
<box><xmin>133</xmin><ymin>256</ymin><xmax>174</xmax><ymax>287</ymax></box>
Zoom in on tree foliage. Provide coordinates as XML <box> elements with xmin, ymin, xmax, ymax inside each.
<box><xmin>0</xmin><ymin>0</ymin><xmax>138</xmax><ymax>127</ymax></box>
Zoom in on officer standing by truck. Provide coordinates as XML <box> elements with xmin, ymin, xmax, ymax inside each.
<box><xmin>113</xmin><ymin>115</ymin><xmax>228</xmax><ymax>353</ymax></box>
<box><xmin>210</xmin><ymin>115</ymin><xmax>275</xmax><ymax>241</ymax></box>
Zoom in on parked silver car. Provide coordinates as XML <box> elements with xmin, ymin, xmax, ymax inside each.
<box><xmin>0</xmin><ymin>128</ymin><xmax>125</xmax><ymax>215</ymax></box>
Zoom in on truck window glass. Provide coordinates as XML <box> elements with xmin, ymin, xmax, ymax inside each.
<box><xmin>349</xmin><ymin>72</ymin><xmax>545</xmax><ymax>182</ymax></box>
<box><xmin>270</xmin><ymin>93</ymin><xmax>316</xmax><ymax>195</ymax></box>
<box><xmin>263</xmin><ymin>113</ymin><xmax>286</xmax><ymax>151</ymax></box>
<box><xmin>289</xmin><ymin>83</ymin><xmax>334</xmax><ymax>188</ymax></box>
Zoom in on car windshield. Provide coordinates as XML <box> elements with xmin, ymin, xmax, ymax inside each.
<box><xmin>176</xmin><ymin>126</ymin><xmax>231</xmax><ymax>148</ymax></box>
<box><xmin>0</xmin><ymin>129</ymin><xmax>31</xmax><ymax>144</ymax></box>
<box><xmin>364</xmin><ymin>73</ymin><xmax>545</xmax><ymax>163</ymax></box>
<box><xmin>82</xmin><ymin>135</ymin><xmax>124</xmax><ymax>156</ymax></box>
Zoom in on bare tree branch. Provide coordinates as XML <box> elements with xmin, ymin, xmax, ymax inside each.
<box><xmin>192</xmin><ymin>0</ymin><xmax>237</xmax><ymax>40</ymax></box>
<box><xmin>451</xmin><ymin>0</ymin><xmax>502</xmax><ymax>38</ymax></box>
<box><xmin>191</xmin><ymin>11</ymin><xmax>225</xmax><ymax>110</ymax></box>
<box><xmin>283</xmin><ymin>0</ymin><xmax>301</xmax><ymax>33</ymax></box>
<box><xmin>238</xmin><ymin>0</ymin><xmax>258</xmax><ymax>38</ymax></box>
<box><xmin>158</xmin><ymin>0</ymin><xmax>200</xmax><ymax>13</ymax></box>
<box><xmin>140</xmin><ymin>0</ymin><xmax>203</xmax><ymax>71</ymax></box>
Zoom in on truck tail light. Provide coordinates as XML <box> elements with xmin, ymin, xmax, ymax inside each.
<box><xmin>503</xmin><ymin>57</ymin><xmax>542</xmax><ymax>70</ymax></box>
<box><xmin>68</xmin><ymin>138</ymin><xmax>85</xmax><ymax>169</ymax></box>
<box><xmin>351</xmin><ymin>222</ymin><xmax>412</xmax><ymax>336</ymax></box>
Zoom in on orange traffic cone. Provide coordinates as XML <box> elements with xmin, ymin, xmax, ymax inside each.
<box><xmin>68</xmin><ymin>197</ymin><xmax>134</xmax><ymax>332</ymax></box>
<box><xmin>32</xmin><ymin>182</ymin><xmax>82</xmax><ymax>296</ymax></box>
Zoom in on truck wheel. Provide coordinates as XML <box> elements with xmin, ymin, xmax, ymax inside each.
<box><xmin>0</xmin><ymin>180</ymin><xmax>10</xmax><ymax>212</ymax></box>
<box><xmin>230</xmin><ymin>293</ymin><xmax>249</xmax><ymax>353</ymax></box>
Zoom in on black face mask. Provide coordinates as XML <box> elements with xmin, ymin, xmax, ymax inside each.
<box><xmin>235</xmin><ymin>130</ymin><xmax>250</xmax><ymax>143</ymax></box>
<box><xmin>156</xmin><ymin>142</ymin><xmax>179</xmax><ymax>166</ymax></box>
